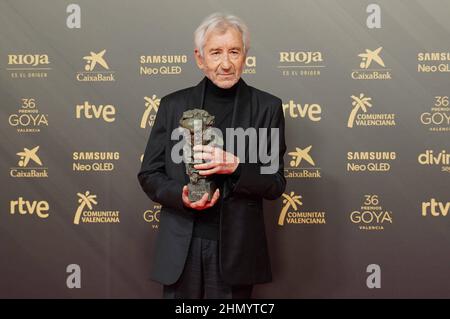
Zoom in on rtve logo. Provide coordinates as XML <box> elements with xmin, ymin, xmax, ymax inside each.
<box><xmin>75</xmin><ymin>101</ymin><xmax>116</xmax><ymax>122</ymax></box>
<box><xmin>10</xmin><ymin>197</ymin><xmax>49</xmax><ymax>218</ymax></box>
<box><xmin>422</xmin><ymin>198</ymin><xmax>449</xmax><ymax>217</ymax></box>
<box><xmin>282</xmin><ymin>100</ymin><xmax>322</xmax><ymax>122</ymax></box>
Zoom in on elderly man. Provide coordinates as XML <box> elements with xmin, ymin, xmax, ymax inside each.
<box><xmin>138</xmin><ymin>12</ymin><xmax>286</xmax><ymax>299</ymax></box>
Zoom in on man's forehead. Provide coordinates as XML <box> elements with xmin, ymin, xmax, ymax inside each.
<box><xmin>204</xmin><ymin>28</ymin><xmax>243</xmax><ymax>48</ymax></box>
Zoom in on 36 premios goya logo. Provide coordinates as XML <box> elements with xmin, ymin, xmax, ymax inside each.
<box><xmin>8</xmin><ymin>98</ymin><xmax>48</xmax><ymax>133</ymax></box>
<box><xmin>420</xmin><ymin>96</ymin><xmax>450</xmax><ymax>132</ymax></box>
<box><xmin>350</xmin><ymin>195</ymin><xmax>393</xmax><ymax>231</ymax></box>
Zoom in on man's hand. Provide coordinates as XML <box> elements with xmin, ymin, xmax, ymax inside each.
<box><xmin>192</xmin><ymin>145</ymin><xmax>240</xmax><ymax>176</ymax></box>
<box><xmin>182</xmin><ymin>185</ymin><xmax>220</xmax><ymax>210</ymax></box>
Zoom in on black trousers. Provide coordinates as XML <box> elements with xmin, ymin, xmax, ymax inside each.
<box><xmin>163</xmin><ymin>237</ymin><xmax>253</xmax><ymax>299</ymax></box>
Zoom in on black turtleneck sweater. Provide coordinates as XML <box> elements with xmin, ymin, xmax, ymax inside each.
<box><xmin>192</xmin><ymin>77</ymin><xmax>240</xmax><ymax>240</ymax></box>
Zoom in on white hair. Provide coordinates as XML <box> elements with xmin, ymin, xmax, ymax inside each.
<box><xmin>194</xmin><ymin>12</ymin><xmax>250</xmax><ymax>57</ymax></box>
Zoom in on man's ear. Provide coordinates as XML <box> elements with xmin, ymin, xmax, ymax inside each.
<box><xmin>194</xmin><ymin>48</ymin><xmax>204</xmax><ymax>70</ymax></box>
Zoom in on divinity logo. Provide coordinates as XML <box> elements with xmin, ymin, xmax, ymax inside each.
<box><xmin>170</xmin><ymin>122</ymin><xmax>281</xmax><ymax>174</ymax></box>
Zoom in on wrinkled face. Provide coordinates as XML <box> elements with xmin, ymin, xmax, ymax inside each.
<box><xmin>195</xmin><ymin>27</ymin><xmax>246</xmax><ymax>89</ymax></box>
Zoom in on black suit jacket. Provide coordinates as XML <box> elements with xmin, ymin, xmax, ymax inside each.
<box><xmin>138</xmin><ymin>76</ymin><xmax>286</xmax><ymax>285</ymax></box>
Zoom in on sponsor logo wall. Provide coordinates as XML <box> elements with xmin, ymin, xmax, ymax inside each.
<box><xmin>0</xmin><ymin>0</ymin><xmax>449</xmax><ymax>298</ymax></box>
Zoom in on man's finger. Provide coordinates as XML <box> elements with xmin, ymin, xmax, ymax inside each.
<box><xmin>191</xmin><ymin>192</ymin><xmax>209</xmax><ymax>209</ymax></box>
<box><xmin>198</xmin><ymin>166</ymin><xmax>220</xmax><ymax>176</ymax></box>
<box><xmin>204</xmin><ymin>189</ymin><xmax>220</xmax><ymax>208</ymax></box>
<box><xmin>193</xmin><ymin>152</ymin><xmax>213</xmax><ymax>162</ymax></box>
<box><xmin>194</xmin><ymin>161</ymin><xmax>219</xmax><ymax>170</ymax></box>
<box><xmin>193</xmin><ymin>144</ymin><xmax>214</xmax><ymax>153</ymax></box>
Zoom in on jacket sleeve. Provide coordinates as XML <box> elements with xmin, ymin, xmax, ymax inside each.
<box><xmin>229</xmin><ymin>99</ymin><xmax>287</xmax><ymax>200</ymax></box>
<box><xmin>137</xmin><ymin>97</ymin><xmax>187</xmax><ymax>211</ymax></box>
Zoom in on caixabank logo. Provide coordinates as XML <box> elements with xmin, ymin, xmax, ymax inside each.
<box><xmin>278</xmin><ymin>51</ymin><xmax>324</xmax><ymax>77</ymax></box>
<box><xmin>349</xmin><ymin>195</ymin><xmax>393</xmax><ymax>231</ymax></box>
<box><xmin>10</xmin><ymin>145</ymin><xmax>48</xmax><ymax>178</ymax></box>
<box><xmin>284</xmin><ymin>145</ymin><xmax>321</xmax><ymax>179</ymax></box>
<box><xmin>73</xmin><ymin>191</ymin><xmax>120</xmax><ymax>225</ymax></box>
<box><xmin>351</xmin><ymin>47</ymin><xmax>391</xmax><ymax>80</ymax></box>
<box><xmin>8</xmin><ymin>98</ymin><xmax>48</xmax><ymax>133</ymax></box>
<box><xmin>76</xmin><ymin>49</ymin><xmax>115</xmax><ymax>82</ymax></box>
<box><xmin>278</xmin><ymin>191</ymin><xmax>326</xmax><ymax>226</ymax></box>
<box><xmin>7</xmin><ymin>53</ymin><xmax>51</xmax><ymax>79</ymax></box>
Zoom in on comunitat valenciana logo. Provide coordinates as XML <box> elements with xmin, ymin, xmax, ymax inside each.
<box><xmin>141</xmin><ymin>95</ymin><xmax>160</xmax><ymax>129</ymax></box>
<box><xmin>285</xmin><ymin>145</ymin><xmax>321</xmax><ymax>179</ymax></box>
<box><xmin>76</xmin><ymin>49</ymin><xmax>115</xmax><ymax>81</ymax></box>
<box><xmin>347</xmin><ymin>94</ymin><xmax>395</xmax><ymax>128</ymax></box>
<box><xmin>351</xmin><ymin>47</ymin><xmax>391</xmax><ymax>80</ymax></box>
<box><xmin>278</xmin><ymin>191</ymin><xmax>326</xmax><ymax>226</ymax></box>
<box><xmin>73</xmin><ymin>191</ymin><xmax>120</xmax><ymax>225</ymax></box>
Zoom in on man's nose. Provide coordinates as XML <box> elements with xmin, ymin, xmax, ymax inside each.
<box><xmin>220</xmin><ymin>54</ymin><xmax>232</xmax><ymax>69</ymax></box>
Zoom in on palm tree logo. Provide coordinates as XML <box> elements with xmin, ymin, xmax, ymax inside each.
<box><xmin>140</xmin><ymin>95</ymin><xmax>160</xmax><ymax>128</ymax></box>
<box><xmin>288</xmin><ymin>146</ymin><xmax>315</xmax><ymax>167</ymax></box>
<box><xmin>278</xmin><ymin>191</ymin><xmax>303</xmax><ymax>226</ymax></box>
<box><xmin>348</xmin><ymin>94</ymin><xmax>372</xmax><ymax>128</ymax></box>
<box><xmin>74</xmin><ymin>191</ymin><xmax>97</xmax><ymax>225</ymax></box>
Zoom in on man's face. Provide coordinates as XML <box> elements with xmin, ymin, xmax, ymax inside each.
<box><xmin>194</xmin><ymin>27</ymin><xmax>246</xmax><ymax>89</ymax></box>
